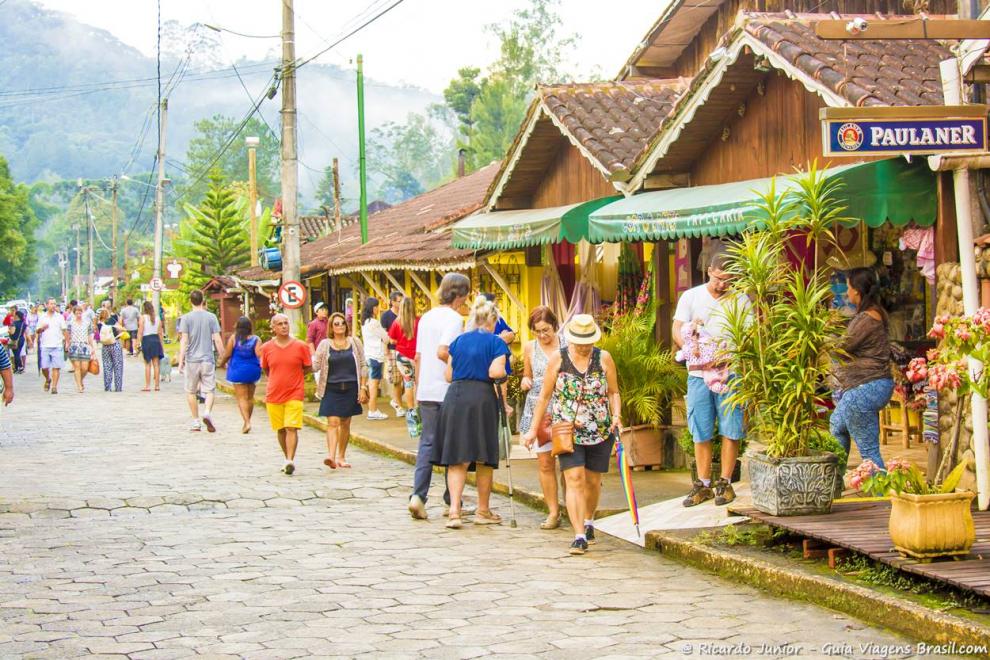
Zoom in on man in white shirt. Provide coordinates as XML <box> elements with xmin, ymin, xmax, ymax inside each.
<box><xmin>407</xmin><ymin>272</ymin><xmax>469</xmax><ymax>520</ymax></box>
<box><xmin>35</xmin><ymin>298</ymin><xmax>69</xmax><ymax>394</ymax></box>
<box><xmin>119</xmin><ymin>299</ymin><xmax>140</xmax><ymax>355</ymax></box>
<box><xmin>673</xmin><ymin>250</ymin><xmax>750</xmax><ymax>508</ymax></box>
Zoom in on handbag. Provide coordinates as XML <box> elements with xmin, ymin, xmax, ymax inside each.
<box><xmin>87</xmin><ymin>358</ymin><xmax>100</xmax><ymax>375</ymax></box>
<box><xmin>536</xmin><ymin>413</ymin><xmax>553</xmax><ymax>447</ymax></box>
<box><xmin>550</xmin><ymin>421</ymin><xmax>575</xmax><ymax>456</ymax></box>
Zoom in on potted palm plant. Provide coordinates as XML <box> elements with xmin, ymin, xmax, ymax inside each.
<box><xmin>721</xmin><ymin>166</ymin><xmax>847</xmax><ymax>516</ymax></box>
<box><xmin>599</xmin><ymin>303</ymin><xmax>686</xmax><ymax>467</ymax></box>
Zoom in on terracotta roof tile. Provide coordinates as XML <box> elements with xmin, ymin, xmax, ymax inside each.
<box><xmin>237</xmin><ymin>164</ymin><xmax>499</xmax><ymax>280</ymax></box>
<box><xmin>538</xmin><ymin>80</ymin><xmax>685</xmax><ymax>175</ymax></box>
<box><xmin>743</xmin><ymin>14</ymin><xmax>953</xmax><ymax>107</ymax></box>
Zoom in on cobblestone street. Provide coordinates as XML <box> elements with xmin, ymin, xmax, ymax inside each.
<box><xmin>0</xmin><ymin>359</ymin><xmax>917</xmax><ymax>658</ymax></box>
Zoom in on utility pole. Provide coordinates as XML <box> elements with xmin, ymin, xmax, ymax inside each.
<box><xmin>153</xmin><ymin>99</ymin><xmax>168</xmax><ymax>314</ymax></box>
<box><xmin>110</xmin><ymin>176</ymin><xmax>119</xmax><ymax>305</ymax></box>
<box><xmin>357</xmin><ymin>54</ymin><xmax>368</xmax><ymax>244</ymax></box>
<box><xmin>247</xmin><ymin>136</ymin><xmax>260</xmax><ymax>266</ymax></box>
<box><xmin>84</xmin><ymin>189</ymin><xmax>95</xmax><ymax>306</ymax></box>
<box><xmin>332</xmin><ymin>157</ymin><xmax>342</xmax><ymax>245</ymax></box>
<box><xmin>281</xmin><ymin>0</ymin><xmax>302</xmax><ymax>329</ymax></box>
<box><xmin>73</xmin><ymin>224</ymin><xmax>81</xmax><ymax>301</ymax></box>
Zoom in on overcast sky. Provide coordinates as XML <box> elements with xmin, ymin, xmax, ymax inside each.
<box><xmin>34</xmin><ymin>0</ymin><xmax>668</xmax><ymax>93</ymax></box>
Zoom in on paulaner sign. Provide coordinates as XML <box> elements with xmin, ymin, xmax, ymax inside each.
<box><xmin>821</xmin><ymin>106</ymin><xmax>988</xmax><ymax>157</ymax></box>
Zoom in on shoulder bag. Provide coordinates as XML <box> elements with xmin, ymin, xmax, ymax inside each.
<box><xmin>551</xmin><ymin>348</ymin><xmax>593</xmax><ymax>457</ymax></box>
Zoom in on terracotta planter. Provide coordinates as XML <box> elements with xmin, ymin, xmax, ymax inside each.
<box><xmin>620</xmin><ymin>425</ymin><xmax>664</xmax><ymax>467</ymax></box>
<box><xmin>888</xmin><ymin>491</ymin><xmax>976</xmax><ymax>559</ymax></box>
<box><xmin>749</xmin><ymin>451</ymin><xmax>839</xmax><ymax>516</ymax></box>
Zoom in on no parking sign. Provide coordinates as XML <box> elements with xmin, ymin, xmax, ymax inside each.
<box><xmin>278</xmin><ymin>280</ymin><xmax>307</xmax><ymax>310</ymax></box>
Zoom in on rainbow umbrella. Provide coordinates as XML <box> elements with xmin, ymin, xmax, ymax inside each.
<box><xmin>615</xmin><ymin>439</ymin><xmax>641</xmax><ymax>538</ymax></box>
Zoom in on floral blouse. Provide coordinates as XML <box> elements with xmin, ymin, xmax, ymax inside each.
<box><xmin>550</xmin><ymin>347</ymin><xmax>611</xmax><ymax>446</ymax></box>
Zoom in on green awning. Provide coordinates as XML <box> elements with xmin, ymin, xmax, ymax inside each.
<box><xmin>587</xmin><ymin>159</ymin><xmax>936</xmax><ymax>242</ymax></box>
<box><xmin>452</xmin><ymin>196</ymin><xmax>621</xmax><ymax>249</ymax></box>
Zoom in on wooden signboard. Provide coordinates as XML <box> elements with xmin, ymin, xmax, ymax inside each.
<box><xmin>821</xmin><ymin>106</ymin><xmax>988</xmax><ymax>157</ymax></box>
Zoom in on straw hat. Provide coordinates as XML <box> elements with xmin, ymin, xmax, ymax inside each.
<box><xmin>564</xmin><ymin>314</ymin><xmax>601</xmax><ymax>345</ymax></box>
<box><xmin>827</xmin><ymin>250</ymin><xmax>877</xmax><ymax>271</ymax></box>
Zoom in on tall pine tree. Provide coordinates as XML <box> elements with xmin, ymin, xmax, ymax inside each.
<box><xmin>175</xmin><ymin>170</ymin><xmax>249</xmax><ymax>292</ymax></box>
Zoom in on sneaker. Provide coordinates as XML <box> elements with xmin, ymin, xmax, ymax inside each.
<box><xmin>202</xmin><ymin>416</ymin><xmax>216</xmax><ymax>433</ymax></box>
<box><xmin>682</xmin><ymin>480</ymin><xmax>714</xmax><ymax>507</ymax></box>
<box><xmin>283</xmin><ymin>461</ymin><xmax>295</xmax><ymax>476</ymax></box>
<box><xmin>585</xmin><ymin>524</ymin><xmax>597</xmax><ymax>545</ymax></box>
<box><xmin>189</xmin><ymin>419</ymin><xmax>202</xmax><ymax>432</ymax></box>
<box><xmin>408</xmin><ymin>495</ymin><xmax>428</xmax><ymax>520</ymax></box>
<box><xmin>390</xmin><ymin>400</ymin><xmax>405</xmax><ymax>416</ymax></box>
<box><xmin>367</xmin><ymin>410</ymin><xmax>389</xmax><ymax>421</ymax></box>
<box><xmin>714</xmin><ymin>478</ymin><xmax>736</xmax><ymax>506</ymax></box>
<box><xmin>569</xmin><ymin>538</ymin><xmax>589</xmax><ymax>555</ymax></box>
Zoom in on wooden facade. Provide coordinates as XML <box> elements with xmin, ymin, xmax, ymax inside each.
<box><xmin>531</xmin><ymin>141</ymin><xmax>618</xmax><ymax>208</ymax></box>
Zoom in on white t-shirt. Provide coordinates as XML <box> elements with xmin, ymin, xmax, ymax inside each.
<box><xmin>362</xmin><ymin>318</ymin><xmax>389</xmax><ymax>363</ymax></box>
<box><xmin>673</xmin><ymin>283</ymin><xmax>751</xmax><ymax>377</ymax></box>
<box><xmin>37</xmin><ymin>311</ymin><xmax>68</xmax><ymax>348</ymax></box>
<box><xmin>415</xmin><ymin>306</ymin><xmax>463</xmax><ymax>403</ymax></box>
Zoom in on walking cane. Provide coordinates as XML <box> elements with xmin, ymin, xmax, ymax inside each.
<box><xmin>496</xmin><ymin>382</ymin><xmax>518</xmax><ymax>528</ymax></box>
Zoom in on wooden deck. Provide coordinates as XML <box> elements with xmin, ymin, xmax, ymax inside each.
<box><xmin>730</xmin><ymin>501</ymin><xmax>990</xmax><ymax>598</ymax></box>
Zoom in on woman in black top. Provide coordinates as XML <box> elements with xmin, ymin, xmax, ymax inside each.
<box><xmin>314</xmin><ymin>312</ymin><xmax>368</xmax><ymax>469</ymax></box>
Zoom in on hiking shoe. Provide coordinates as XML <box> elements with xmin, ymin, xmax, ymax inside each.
<box><xmin>714</xmin><ymin>478</ymin><xmax>736</xmax><ymax>506</ymax></box>
<box><xmin>682</xmin><ymin>480</ymin><xmax>714</xmax><ymax>507</ymax></box>
<box><xmin>408</xmin><ymin>495</ymin><xmax>428</xmax><ymax>520</ymax></box>
<box><xmin>585</xmin><ymin>524</ymin><xmax>597</xmax><ymax>545</ymax></box>
<box><xmin>569</xmin><ymin>538</ymin><xmax>588</xmax><ymax>555</ymax></box>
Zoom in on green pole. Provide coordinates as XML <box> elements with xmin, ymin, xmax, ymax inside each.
<box><xmin>357</xmin><ymin>53</ymin><xmax>368</xmax><ymax>244</ymax></box>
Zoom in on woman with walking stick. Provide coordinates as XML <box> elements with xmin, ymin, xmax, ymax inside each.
<box><xmin>432</xmin><ymin>297</ymin><xmax>511</xmax><ymax>529</ymax></box>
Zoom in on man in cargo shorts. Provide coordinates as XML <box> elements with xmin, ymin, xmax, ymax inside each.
<box><xmin>178</xmin><ymin>290</ymin><xmax>225</xmax><ymax>433</ymax></box>
<box><xmin>673</xmin><ymin>250</ymin><xmax>751</xmax><ymax>507</ymax></box>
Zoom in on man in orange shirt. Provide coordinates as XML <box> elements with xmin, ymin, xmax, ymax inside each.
<box><xmin>261</xmin><ymin>313</ymin><xmax>313</xmax><ymax>475</ymax></box>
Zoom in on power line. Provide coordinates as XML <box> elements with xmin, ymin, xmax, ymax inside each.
<box><xmin>292</xmin><ymin>0</ymin><xmax>408</xmax><ymax>71</ymax></box>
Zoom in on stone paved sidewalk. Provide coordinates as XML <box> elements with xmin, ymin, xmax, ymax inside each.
<box><xmin>0</xmin><ymin>358</ymin><xmax>920</xmax><ymax>658</ymax></box>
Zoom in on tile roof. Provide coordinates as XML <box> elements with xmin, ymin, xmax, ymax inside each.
<box><xmin>538</xmin><ymin>80</ymin><xmax>686</xmax><ymax>176</ymax></box>
<box><xmin>743</xmin><ymin>13</ymin><xmax>953</xmax><ymax>107</ymax></box>
<box><xmin>238</xmin><ymin>164</ymin><xmax>499</xmax><ymax>280</ymax></box>
<box><xmin>299</xmin><ymin>215</ymin><xmax>330</xmax><ymax>241</ymax></box>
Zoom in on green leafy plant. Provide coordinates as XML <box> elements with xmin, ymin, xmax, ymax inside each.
<box><xmin>851</xmin><ymin>458</ymin><xmax>970</xmax><ymax>497</ymax></box>
<box><xmin>722</xmin><ymin>164</ymin><xmax>847</xmax><ymax>458</ymax></box>
<box><xmin>598</xmin><ymin>311</ymin><xmax>685</xmax><ymax>427</ymax></box>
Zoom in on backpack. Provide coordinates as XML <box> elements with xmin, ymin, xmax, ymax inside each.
<box><xmin>99</xmin><ymin>323</ymin><xmax>116</xmax><ymax>346</ymax></box>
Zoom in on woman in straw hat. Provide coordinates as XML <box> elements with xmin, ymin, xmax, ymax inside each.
<box><xmin>432</xmin><ymin>297</ymin><xmax>511</xmax><ymax>529</ymax></box>
<box><xmin>522</xmin><ymin>314</ymin><xmax>621</xmax><ymax>555</ymax></box>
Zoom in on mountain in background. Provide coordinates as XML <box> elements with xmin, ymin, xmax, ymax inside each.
<box><xmin>0</xmin><ymin>0</ymin><xmax>444</xmax><ymax>201</ymax></box>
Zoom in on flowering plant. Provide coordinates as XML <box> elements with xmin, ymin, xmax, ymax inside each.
<box><xmin>893</xmin><ymin>356</ymin><xmax>929</xmax><ymax>412</ymax></box>
<box><xmin>926</xmin><ymin>309</ymin><xmax>990</xmax><ymax>398</ymax></box>
<box><xmin>846</xmin><ymin>457</ymin><xmax>969</xmax><ymax>497</ymax></box>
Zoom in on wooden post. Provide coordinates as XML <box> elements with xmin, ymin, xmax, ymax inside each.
<box><xmin>654</xmin><ymin>241</ymin><xmax>672</xmax><ymax>347</ymax></box>
<box><xmin>332</xmin><ymin>158</ymin><xmax>342</xmax><ymax>245</ymax></box>
<box><xmin>382</xmin><ymin>270</ymin><xmax>406</xmax><ymax>296</ymax></box>
<box><xmin>408</xmin><ymin>270</ymin><xmax>434</xmax><ymax>305</ymax></box>
<box><xmin>247</xmin><ymin>139</ymin><xmax>259</xmax><ymax>266</ymax></box>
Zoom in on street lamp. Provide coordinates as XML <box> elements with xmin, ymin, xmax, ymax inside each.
<box><xmin>246</xmin><ymin>136</ymin><xmax>260</xmax><ymax>267</ymax></box>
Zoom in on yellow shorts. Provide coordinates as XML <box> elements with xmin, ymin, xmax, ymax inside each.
<box><xmin>267</xmin><ymin>400</ymin><xmax>304</xmax><ymax>430</ymax></box>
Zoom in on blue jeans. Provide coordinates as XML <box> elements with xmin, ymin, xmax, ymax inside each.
<box><xmin>829</xmin><ymin>377</ymin><xmax>894</xmax><ymax>470</ymax></box>
<box><xmin>412</xmin><ymin>402</ymin><xmax>450</xmax><ymax>505</ymax></box>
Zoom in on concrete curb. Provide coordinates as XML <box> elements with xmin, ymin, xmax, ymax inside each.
<box><xmin>216</xmin><ymin>382</ymin><xmax>555</xmax><ymax>514</ymax></box>
<box><xmin>645</xmin><ymin>530</ymin><xmax>990</xmax><ymax>651</ymax></box>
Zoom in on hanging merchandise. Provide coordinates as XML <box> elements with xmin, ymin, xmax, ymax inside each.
<box><xmin>615</xmin><ymin>243</ymin><xmax>644</xmax><ymax>315</ymax></box>
<box><xmin>899</xmin><ymin>226</ymin><xmax>936</xmax><ymax>284</ymax></box>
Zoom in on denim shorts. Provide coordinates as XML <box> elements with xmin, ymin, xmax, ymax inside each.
<box><xmin>368</xmin><ymin>358</ymin><xmax>383</xmax><ymax>380</ymax></box>
<box><xmin>687</xmin><ymin>376</ymin><xmax>744</xmax><ymax>442</ymax></box>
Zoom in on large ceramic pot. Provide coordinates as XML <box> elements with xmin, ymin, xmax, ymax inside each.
<box><xmin>749</xmin><ymin>451</ymin><xmax>839</xmax><ymax>516</ymax></box>
<box><xmin>620</xmin><ymin>425</ymin><xmax>664</xmax><ymax>467</ymax></box>
<box><xmin>888</xmin><ymin>491</ymin><xmax>976</xmax><ymax>559</ymax></box>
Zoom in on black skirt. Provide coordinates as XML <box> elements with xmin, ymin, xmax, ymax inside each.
<box><xmin>319</xmin><ymin>380</ymin><xmax>363</xmax><ymax>418</ymax></box>
<box><xmin>141</xmin><ymin>334</ymin><xmax>164</xmax><ymax>363</ymax></box>
<box><xmin>432</xmin><ymin>379</ymin><xmax>500</xmax><ymax>469</ymax></box>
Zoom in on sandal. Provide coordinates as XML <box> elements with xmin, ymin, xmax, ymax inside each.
<box><xmin>474</xmin><ymin>510</ymin><xmax>502</xmax><ymax>525</ymax></box>
<box><xmin>323</xmin><ymin>457</ymin><xmax>337</xmax><ymax>469</ymax></box>
<box><xmin>141</xmin><ymin>387</ymin><xmax>151</xmax><ymax>392</ymax></box>
<box><xmin>445</xmin><ymin>515</ymin><xmax>463</xmax><ymax>529</ymax></box>
<box><xmin>540</xmin><ymin>513</ymin><xmax>561</xmax><ymax>530</ymax></box>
